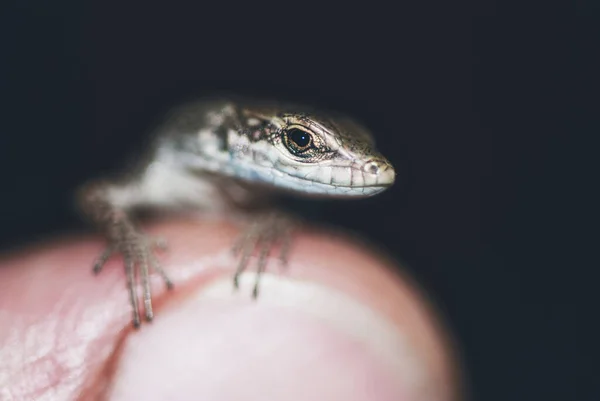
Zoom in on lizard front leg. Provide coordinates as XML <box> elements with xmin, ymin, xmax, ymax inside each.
<box><xmin>77</xmin><ymin>182</ymin><xmax>173</xmax><ymax>328</ymax></box>
<box><xmin>231</xmin><ymin>211</ymin><xmax>297</xmax><ymax>298</ymax></box>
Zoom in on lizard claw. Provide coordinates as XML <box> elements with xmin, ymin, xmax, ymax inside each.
<box><xmin>92</xmin><ymin>226</ymin><xmax>173</xmax><ymax>328</ymax></box>
<box><xmin>232</xmin><ymin>212</ymin><xmax>295</xmax><ymax>297</ymax></box>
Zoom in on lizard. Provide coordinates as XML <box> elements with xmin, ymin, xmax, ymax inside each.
<box><xmin>76</xmin><ymin>96</ymin><xmax>396</xmax><ymax>328</ymax></box>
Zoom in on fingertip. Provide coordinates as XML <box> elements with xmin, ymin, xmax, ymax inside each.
<box><xmin>0</xmin><ymin>219</ymin><xmax>461</xmax><ymax>401</ymax></box>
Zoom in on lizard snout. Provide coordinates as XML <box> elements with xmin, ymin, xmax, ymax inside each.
<box><xmin>362</xmin><ymin>159</ymin><xmax>395</xmax><ymax>187</ymax></box>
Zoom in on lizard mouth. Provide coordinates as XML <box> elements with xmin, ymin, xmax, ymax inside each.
<box><xmin>254</xmin><ymin>165</ymin><xmax>395</xmax><ymax>198</ymax></box>
<box><xmin>229</xmin><ymin>158</ymin><xmax>395</xmax><ymax>198</ymax></box>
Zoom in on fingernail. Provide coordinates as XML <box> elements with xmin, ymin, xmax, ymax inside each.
<box><xmin>107</xmin><ymin>273</ymin><xmax>431</xmax><ymax>401</ymax></box>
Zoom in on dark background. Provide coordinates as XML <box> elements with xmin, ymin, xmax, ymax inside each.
<box><xmin>0</xmin><ymin>2</ymin><xmax>587</xmax><ymax>400</ymax></box>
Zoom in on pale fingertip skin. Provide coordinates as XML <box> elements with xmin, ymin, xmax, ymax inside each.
<box><xmin>0</xmin><ymin>219</ymin><xmax>461</xmax><ymax>401</ymax></box>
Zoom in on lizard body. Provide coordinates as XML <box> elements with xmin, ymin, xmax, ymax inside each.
<box><xmin>78</xmin><ymin>97</ymin><xmax>395</xmax><ymax>327</ymax></box>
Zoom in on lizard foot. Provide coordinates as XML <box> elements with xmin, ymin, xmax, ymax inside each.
<box><xmin>93</xmin><ymin>226</ymin><xmax>173</xmax><ymax>328</ymax></box>
<box><xmin>231</xmin><ymin>212</ymin><xmax>296</xmax><ymax>298</ymax></box>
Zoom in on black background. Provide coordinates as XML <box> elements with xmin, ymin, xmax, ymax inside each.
<box><xmin>0</xmin><ymin>2</ymin><xmax>588</xmax><ymax>400</ymax></box>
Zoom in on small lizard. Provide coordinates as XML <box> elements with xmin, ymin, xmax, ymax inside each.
<box><xmin>77</xmin><ymin>97</ymin><xmax>395</xmax><ymax>327</ymax></box>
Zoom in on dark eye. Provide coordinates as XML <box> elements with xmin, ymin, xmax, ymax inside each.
<box><xmin>282</xmin><ymin>128</ymin><xmax>316</xmax><ymax>157</ymax></box>
<box><xmin>288</xmin><ymin>128</ymin><xmax>312</xmax><ymax>149</ymax></box>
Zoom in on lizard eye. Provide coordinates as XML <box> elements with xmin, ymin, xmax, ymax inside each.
<box><xmin>289</xmin><ymin>129</ymin><xmax>311</xmax><ymax>148</ymax></box>
<box><xmin>283</xmin><ymin>128</ymin><xmax>314</xmax><ymax>155</ymax></box>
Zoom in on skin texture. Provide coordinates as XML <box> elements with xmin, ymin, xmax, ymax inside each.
<box><xmin>0</xmin><ymin>219</ymin><xmax>462</xmax><ymax>401</ymax></box>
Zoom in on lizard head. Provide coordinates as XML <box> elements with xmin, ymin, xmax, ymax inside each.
<box><xmin>225</xmin><ymin>104</ymin><xmax>396</xmax><ymax>198</ymax></box>
<box><xmin>164</xmin><ymin>100</ymin><xmax>396</xmax><ymax>198</ymax></box>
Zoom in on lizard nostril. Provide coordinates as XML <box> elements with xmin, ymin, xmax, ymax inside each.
<box><xmin>363</xmin><ymin>161</ymin><xmax>381</xmax><ymax>175</ymax></box>
<box><xmin>362</xmin><ymin>159</ymin><xmax>395</xmax><ymax>186</ymax></box>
